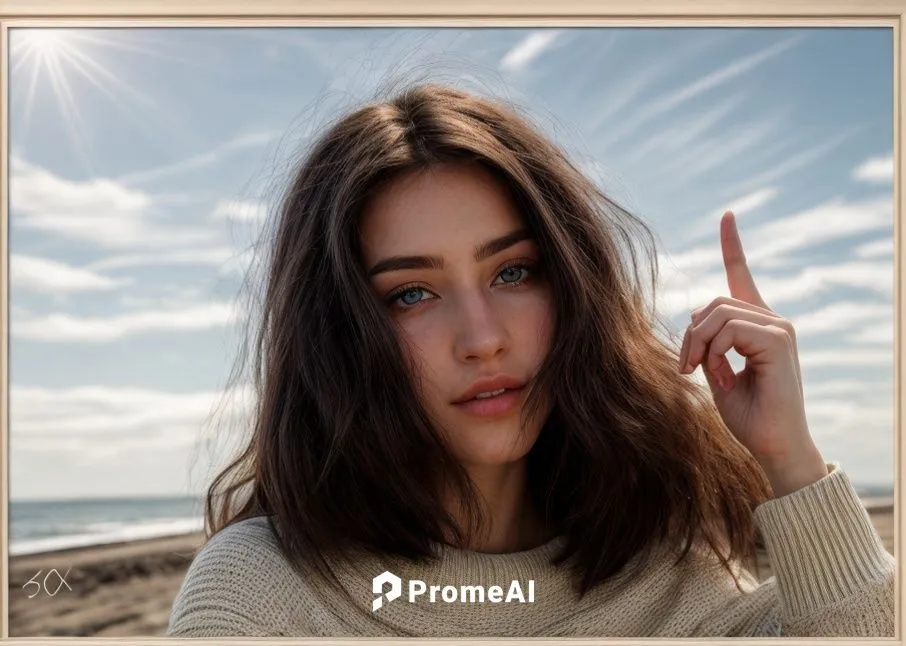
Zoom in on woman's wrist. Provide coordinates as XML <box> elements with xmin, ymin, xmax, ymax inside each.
<box><xmin>759</xmin><ymin>445</ymin><xmax>829</xmax><ymax>499</ymax></box>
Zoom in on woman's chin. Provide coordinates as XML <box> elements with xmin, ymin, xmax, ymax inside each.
<box><xmin>454</xmin><ymin>435</ymin><xmax>539</xmax><ymax>467</ymax></box>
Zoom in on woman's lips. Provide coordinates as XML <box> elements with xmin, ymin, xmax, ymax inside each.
<box><xmin>452</xmin><ymin>386</ymin><xmax>524</xmax><ymax>417</ymax></box>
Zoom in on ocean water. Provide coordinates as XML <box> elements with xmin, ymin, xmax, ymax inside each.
<box><xmin>9</xmin><ymin>496</ymin><xmax>206</xmax><ymax>557</ymax></box>
<box><xmin>8</xmin><ymin>485</ymin><xmax>894</xmax><ymax>557</ymax></box>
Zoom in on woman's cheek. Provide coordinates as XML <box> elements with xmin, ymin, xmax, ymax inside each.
<box><xmin>395</xmin><ymin>317</ymin><xmax>448</xmax><ymax>394</ymax></box>
<box><xmin>509</xmin><ymin>290</ymin><xmax>554</xmax><ymax>351</ymax></box>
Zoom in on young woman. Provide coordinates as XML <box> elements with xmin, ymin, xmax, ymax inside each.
<box><xmin>167</xmin><ymin>84</ymin><xmax>894</xmax><ymax>638</ymax></box>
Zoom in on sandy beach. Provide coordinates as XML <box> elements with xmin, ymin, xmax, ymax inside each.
<box><xmin>8</xmin><ymin>504</ymin><xmax>895</xmax><ymax>637</ymax></box>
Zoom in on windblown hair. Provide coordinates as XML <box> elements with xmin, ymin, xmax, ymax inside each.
<box><xmin>205</xmin><ymin>83</ymin><xmax>772</xmax><ymax>596</ymax></box>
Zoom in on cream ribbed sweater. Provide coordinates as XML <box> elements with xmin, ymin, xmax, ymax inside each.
<box><xmin>167</xmin><ymin>463</ymin><xmax>894</xmax><ymax>637</ymax></box>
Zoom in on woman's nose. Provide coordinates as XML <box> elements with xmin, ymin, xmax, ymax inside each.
<box><xmin>453</xmin><ymin>291</ymin><xmax>510</xmax><ymax>363</ymax></box>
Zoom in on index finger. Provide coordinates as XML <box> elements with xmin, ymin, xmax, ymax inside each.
<box><xmin>721</xmin><ymin>211</ymin><xmax>767</xmax><ymax>308</ymax></box>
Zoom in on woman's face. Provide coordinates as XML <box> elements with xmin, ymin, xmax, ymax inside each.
<box><xmin>360</xmin><ymin>162</ymin><xmax>554</xmax><ymax>468</ymax></box>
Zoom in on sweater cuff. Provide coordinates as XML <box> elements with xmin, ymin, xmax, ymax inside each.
<box><xmin>753</xmin><ymin>462</ymin><xmax>893</xmax><ymax>620</ymax></box>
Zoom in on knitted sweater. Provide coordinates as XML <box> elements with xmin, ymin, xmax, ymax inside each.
<box><xmin>167</xmin><ymin>463</ymin><xmax>895</xmax><ymax>637</ymax></box>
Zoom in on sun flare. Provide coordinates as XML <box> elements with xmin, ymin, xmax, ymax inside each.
<box><xmin>17</xmin><ymin>28</ymin><xmax>69</xmax><ymax>58</ymax></box>
<box><xmin>10</xmin><ymin>28</ymin><xmax>160</xmax><ymax>173</ymax></box>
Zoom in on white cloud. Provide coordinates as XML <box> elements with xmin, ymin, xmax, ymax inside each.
<box><xmin>209</xmin><ymin>199</ymin><xmax>268</xmax><ymax>222</ymax></box>
<box><xmin>802</xmin><ymin>379</ymin><xmax>876</xmax><ymax>398</ymax></box>
<box><xmin>805</xmin><ymin>397</ymin><xmax>892</xmax><ymax>429</ymax></box>
<box><xmin>11</xmin><ymin>254</ymin><xmax>129</xmax><ymax>294</ymax></box>
<box><xmin>658</xmin><ymin>258</ymin><xmax>892</xmax><ymax>320</ymax></box>
<box><xmin>743</xmin><ymin>196</ymin><xmax>892</xmax><ymax>267</ymax></box>
<box><xmin>800</xmin><ymin>385</ymin><xmax>894</xmax><ymax>483</ymax></box>
<box><xmin>845</xmin><ymin>323</ymin><xmax>893</xmax><ymax>345</ymax></box>
<box><xmin>761</xmin><ymin>261</ymin><xmax>893</xmax><ymax>301</ymax></box>
<box><xmin>12</xmin><ymin>301</ymin><xmax>239</xmax><ymax>342</ymax></box>
<box><xmin>10</xmin><ymin>384</ymin><xmax>255</xmax><ymax>455</ymax></box>
<box><xmin>853</xmin><ymin>154</ymin><xmax>893</xmax><ymax>183</ymax></box>
<box><xmin>117</xmin><ymin>285</ymin><xmax>211</xmax><ymax>309</ymax></box>
<box><xmin>790</xmin><ymin>301</ymin><xmax>891</xmax><ymax>336</ymax></box>
<box><xmin>10</xmin><ymin>157</ymin><xmax>214</xmax><ymax>249</ymax></box>
<box><xmin>500</xmin><ymin>30</ymin><xmax>563</xmax><ymax>72</ymax></box>
<box><xmin>855</xmin><ymin>238</ymin><xmax>894</xmax><ymax>259</ymax></box>
<box><xmin>799</xmin><ymin>348</ymin><xmax>892</xmax><ymax>368</ymax></box>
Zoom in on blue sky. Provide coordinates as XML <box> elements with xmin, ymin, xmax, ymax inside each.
<box><xmin>8</xmin><ymin>27</ymin><xmax>895</xmax><ymax>500</ymax></box>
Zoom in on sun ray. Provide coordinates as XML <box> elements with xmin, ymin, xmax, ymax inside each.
<box><xmin>11</xmin><ymin>46</ymin><xmax>35</xmax><ymax>75</ymax></box>
<box><xmin>19</xmin><ymin>56</ymin><xmax>43</xmax><ymax>137</ymax></box>
<box><xmin>43</xmin><ymin>46</ymin><xmax>96</xmax><ymax>174</ymax></box>
<box><xmin>67</xmin><ymin>31</ymin><xmax>202</xmax><ymax>66</ymax></box>
<box><xmin>56</xmin><ymin>42</ymin><xmax>166</xmax><ymax>144</ymax></box>
<box><xmin>58</xmin><ymin>39</ymin><xmax>158</xmax><ymax>110</ymax></box>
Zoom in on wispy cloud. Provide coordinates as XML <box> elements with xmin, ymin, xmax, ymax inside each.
<box><xmin>599</xmin><ymin>35</ymin><xmax>802</xmax><ymax>147</ymax></box>
<box><xmin>113</xmin><ymin>129</ymin><xmax>280</xmax><ymax>185</ymax></box>
<box><xmin>12</xmin><ymin>302</ymin><xmax>238</xmax><ymax>342</ymax></box>
<box><xmin>715</xmin><ymin>187</ymin><xmax>779</xmax><ymax>219</ymax></box>
<box><xmin>655</xmin><ymin>116</ymin><xmax>786</xmax><ymax>188</ymax></box>
<box><xmin>581</xmin><ymin>32</ymin><xmax>732</xmax><ymax>140</ymax></box>
<box><xmin>209</xmin><ymin>199</ymin><xmax>268</xmax><ymax>222</ymax></box>
<box><xmin>622</xmin><ymin>92</ymin><xmax>746</xmax><ymax>167</ymax></box>
<box><xmin>11</xmin><ymin>157</ymin><xmax>214</xmax><ymax>250</ymax></box>
<box><xmin>584</xmin><ymin>59</ymin><xmax>679</xmax><ymax>137</ymax></box>
<box><xmin>88</xmin><ymin>246</ymin><xmax>238</xmax><ymax>271</ymax></box>
<box><xmin>500</xmin><ymin>30</ymin><xmax>563</xmax><ymax>72</ymax></box>
<box><xmin>724</xmin><ymin>130</ymin><xmax>856</xmax><ymax>194</ymax></box>
<box><xmin>11</xmin><ymin>254</ymin><xmax>129</xmax><ymax>294</ymax></box>
<box><xmin>853</xmin><ymin>153</ymin><xmax>893</xmax><ymax>183</ymax></box>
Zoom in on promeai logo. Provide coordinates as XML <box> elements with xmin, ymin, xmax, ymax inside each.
<box><xmin>372</xmin><ymin>570</ymin><xmax>534</xmax><ymax>612</ymax></box>
<box><xmin>372</xmin><ymin>571</ymin><xmax>402</xmax><ymax>612</ymax></box>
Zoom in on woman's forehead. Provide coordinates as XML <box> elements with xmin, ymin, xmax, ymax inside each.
<box><xmin>360</xmin><ymin>163</ymin><xmax>526</xmax><ymax>260</ymax></box>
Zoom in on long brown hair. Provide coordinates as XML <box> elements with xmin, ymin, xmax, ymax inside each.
<box><xmin>205</xmin><ymin>83</ymin><xmax>772</xmax><ymax>596</ymax></box>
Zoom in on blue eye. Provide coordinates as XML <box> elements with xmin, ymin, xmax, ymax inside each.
<box><xmin>497</xmin><ymin>265</ymin><xmax>527</xmax><ymax>284</ymax></box>
<box><xmin>397</xmin><ymin>287</ymin><xmax>426</xmax><ymax>306</ymax></box>
<box><xmin>497</xmin><ymin>265</ymin><xmax>532</xmax><ymax>285</ymax></box>
<box><xmin>387</xmin><ymin>262</ymin><xmax>536</xmax><ymax>312</ymax></box>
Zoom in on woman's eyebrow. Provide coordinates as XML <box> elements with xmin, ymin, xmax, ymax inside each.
<box><xmin>367</xmin><ymin>228</ymin><xmax>533</xmax><ymax>277</ymax></box>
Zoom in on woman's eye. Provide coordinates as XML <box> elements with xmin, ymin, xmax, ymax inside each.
<box><xmin>388</xmin><ymin>264</ymin><xmax>535</xmax><ymax>310</ymax></box>
<box><xmin>394</xmin><ymin>287</ymin><xmax>429</xmax><ymax>307</ymax></box>
<box><xmin>495</xmin><ymin>265</ymin><xmax>530</xmax><ymax>284</ymax></box>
